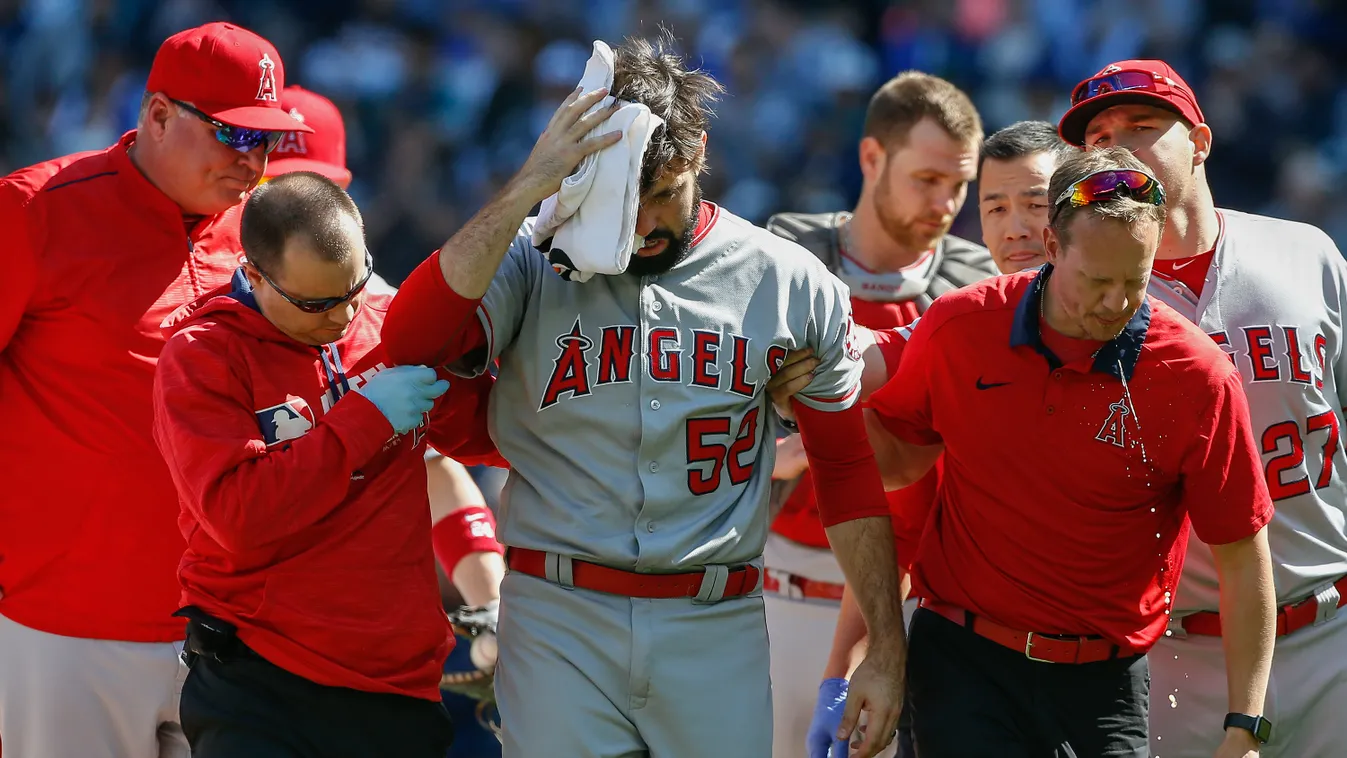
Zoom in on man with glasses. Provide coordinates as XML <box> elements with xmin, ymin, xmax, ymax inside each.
<box><xmin>861</xmin><ymin>147</ymin><xmax>1276</xmax><ymax>757</ymax></box>
<box><xmin>263</xmin><ymin>85</ymin><xmax>510</xmax><ymax>755</ymax></box>
<box><xmin>151</xmin><ymin>171</ymin><xmax>502</xmax><ymax>757</ymax></box>
<box><xmin>1060</xmin><ymin>59</ymin><xmax>1347</xmax><ymax>758</ymax></box>
<box><xmin>0</xmin><ymin>21</ymin><xmax>309</xmax><ymax>758</ymax></box>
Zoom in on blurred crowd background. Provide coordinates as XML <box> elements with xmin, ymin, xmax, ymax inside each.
<box><xmin>3</xmin><ymin>0</ymin><xmax>1347</xmax><ymax>283</ymax></box>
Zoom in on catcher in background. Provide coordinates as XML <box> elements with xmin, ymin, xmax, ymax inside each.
<box><xmin>265</xmin><ymin>84</ymin><xmax>508</xmax><ymax>755</ymax></box>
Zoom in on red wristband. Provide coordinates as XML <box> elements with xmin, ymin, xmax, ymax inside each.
<box><xmin>432</xmin><ymin>505</ymin><xmax>504</xmax><ymax>576</ymax></box>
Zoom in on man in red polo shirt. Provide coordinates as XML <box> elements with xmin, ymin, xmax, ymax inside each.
<box><xmin>0</xmin><ymin>22</ymin><xmax>309</xmax><ymax>758</ymax></box>
<box><xmin>865</xmin><ymin>146</ymin><xmax>1276</xmax><ymax>757</ymax></box>
<box><xmin>1060</xmin><ymin>59</ymin><xmax>1347</xmax><ymax>757</ymax></box>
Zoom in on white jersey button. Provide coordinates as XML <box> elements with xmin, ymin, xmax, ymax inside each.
<box><xmin>652</xmin><ymin>301</ymin><xmax>663</xmax><ymax>312</ymax></box>
<box><xmin>649</xmin><ymin>461</ymin><xmax>660</xmax><ymax>472</ymax></box>
<box><xmin>650</xmin><ymin>399</ymin><xmax>661</xmax><ymax>410</ymax></box>
<box><xmin>647</xmin><ymin>522</ymin><xmax>657</xmax><ymax>532</ymax></box>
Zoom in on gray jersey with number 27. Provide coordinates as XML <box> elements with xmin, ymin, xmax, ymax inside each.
<box><xmin>454</xmin><ymin>203</ymin><xmax>863</xmax><ymax>572</ymax></box>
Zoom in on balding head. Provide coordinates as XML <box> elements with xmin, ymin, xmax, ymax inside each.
<box><xmin>241</xmin><ymin>171</ymin><xmax>363</xmax><ymax>275</ymax></box>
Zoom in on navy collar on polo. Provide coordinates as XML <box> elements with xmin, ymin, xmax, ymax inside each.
<box><xmin>1009</xmin><ymin>264</ymin><xmax>1150</xmax><ymax>380</ymax></box>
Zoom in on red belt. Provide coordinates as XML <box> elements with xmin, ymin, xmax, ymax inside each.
<box><xmin>762</xmin><ymin>570</ymin><xmax>846</xmax><ymax>601</ymax></box>
<box><xmin>506</xmin><ymin>548</ymin><xmax>761</xmax><ymax>600</ymax></box>
<box><xmin>920</xmin><ymin>599</ymin><xmax>1121</xmax><ymax>664</ymax></box>
<box><xmin>1181</xmin><ymin>574</ymin><xmax>1347</xmax><ymax>638</ymax></box>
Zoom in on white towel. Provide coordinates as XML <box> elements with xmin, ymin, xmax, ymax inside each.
<box><xmin>532</xmin><ymin>40</ymin><xmax>664</xmax><ymax>282</ymax></box>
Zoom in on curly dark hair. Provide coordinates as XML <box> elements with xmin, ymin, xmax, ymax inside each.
<box><xmin>610</xmin><ymin>30</ymin><xmax>725</xmax><ymax>193</ymax></box>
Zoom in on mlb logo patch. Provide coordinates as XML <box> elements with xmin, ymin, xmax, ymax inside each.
<box><xmin>256</xmin><ymin>396</ymin><xmax>315</xmax><ymax>446</ymax></box>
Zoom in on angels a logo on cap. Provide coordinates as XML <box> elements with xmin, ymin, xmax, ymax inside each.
<box><xmin>255</xmin><ymin>396</ymin><xmax>314</xmax><ymax>446</ymax></box>
<box><xmin>273</xmin><ymin>108</ymin><xmax>308</xmax><ymax>155</ymax></box>
<box><xmin>256</xmin><ymin>53</ymin><xmax>278</xmax><ymax>102</ymax></box>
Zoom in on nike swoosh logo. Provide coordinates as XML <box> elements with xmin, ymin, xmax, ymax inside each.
<box><xmin>976</xmin><ymin>377</ymin><xmax>1011</xmax><ymax>390</ymax></box>
<box><xmin>1171</xmin><ymin>259</ymin><xmax>1195</xmax><ymax>270</ymax></box>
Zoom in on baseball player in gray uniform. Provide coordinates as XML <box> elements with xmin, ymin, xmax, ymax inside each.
<box><xmin>1061</xmin><ymin>59</ymin><xmax>1347</xmax><ymax>757</ymax></box>
<box><xmin>382</xmin><ymin>36</ymin><xmax>907</xmax><ymax>758</ymax></box>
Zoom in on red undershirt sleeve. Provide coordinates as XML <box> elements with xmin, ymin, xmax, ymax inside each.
<box><xmin>793</xmin><ymin>400</ymin><xmax>891</xmax><ymax>527</ymax></box>
<box><xmin>383</xmin><ymin>250</ymin><xmax>488</xmax><ymax>368</ymax></box>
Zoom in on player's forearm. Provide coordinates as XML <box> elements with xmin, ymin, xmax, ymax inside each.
<box><xmin>822</xmin><ymin>585</ymin><xmax>871</xmax><ymax>679</ymax></box>
<box><xmin>864</xmin><ymin>409</ymin><xmax>941</xmax><ymax>490</ymax></box>
<box><xmin>824</xmin><ymin>516</ymin><xmax>906</xmax><ymax>662</ymax></box>
<box><xmin>1212</xmin><ymin>527</ymin><xmax>1275</xmax><ymax>718</ymax></box>
<box><xmin>452</xmin><ymin>550</ymin><xmax>507</xmax><ymax>607</ymax></box>
<box><xmin>438</xmin><ymin>179</ymin><xmax>541</xmax><ymax>299</ymax></box>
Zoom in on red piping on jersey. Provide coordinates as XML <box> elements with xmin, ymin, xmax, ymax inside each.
<box><xmin>691</xmin><ymin>201</ymin><xmax>719</xmax><ymax>247</ymax></box>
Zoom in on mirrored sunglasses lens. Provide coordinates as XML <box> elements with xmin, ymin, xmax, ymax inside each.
<box><xmin>1079</xmin><ymin>71</ymin><xmax>1155</xmax><ymax>103</ymax></box>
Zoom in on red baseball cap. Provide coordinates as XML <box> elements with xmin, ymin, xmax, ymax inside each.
<box><xmin>264</xmin><ymin>86</ymin><xmax>352</xmax><ymax>187</ymax></box>
<box><xmin>1058</xmin><ymin>60</ymin><xmax>1204</xmax><ymax>146</ymax></box>
<box><xmin>146</xmin><ymin>22</ymin><xmax>312</xmax><ymax>133</ymax></box>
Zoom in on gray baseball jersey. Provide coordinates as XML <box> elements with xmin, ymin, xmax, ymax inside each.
<box><xmin>453</xmin><ymin>202</ymin><xmax>863</xmax><ymax>571</ymax></box>
<box><xmin>1148</xmin><ymin>209</ymin><xmax>1347</xmax><ymax>613</ymax></box>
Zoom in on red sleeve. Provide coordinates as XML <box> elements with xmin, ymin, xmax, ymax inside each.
<box><xmin>383</xmin><ymin>250</ymin><xmax>489</xmax><ymax>368</ymax></box>
<box><xmin>152</xmin><ymin>330</ymin><xmax>396</xmax><ymax>553</ymax></box>
<box><xmin>792</xmin><ymin>401</ymin><xmax>891</xmax><ymax>527</ymax></box>
<box><xmin>867</xmin><ymin>315</ymin><xmax>942</xmax><ymax>446</ymax></box>
<box><xmin>1180</xmin><ymin>370</ymin><xmax>1275</xmax><ymax>545</ymax></box>
<box><xmin>426</xmin><ymin>370</ymin><xmax>508</xmax><ymax>468</ymax></box>
<box><xmin>432</xmin><ymin>505</ymin><xmax>504</xmax><ymax>576</ymax></box>
<box><xmin>0</xmin><ymin>181</ymin><xmax>39</xmax><ymax>353</ymax></box>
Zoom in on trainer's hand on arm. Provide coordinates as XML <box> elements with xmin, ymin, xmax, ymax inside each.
<box><xmin>1211</xmin><ymin>527</ymin><xmax>1275</xmax><ymax>758</ymax></box>
<box><xmin>766</xmin><ymin>348</ymin><xmax>820</xmax><ymax>422</ymax></box>
<box><xmin>354</xmin><ymin>365</ymin><xmax>449</xmax><ymax>435</ymax></box>
<box><xmin>438</xmin><ymin>87</ymin><xmax>621</xmax><ymax>299</ymax></box>
<box><xmin>766</xmin><ymin>330</ymin><xmax>887</xmax><ymax>423</ymax></box>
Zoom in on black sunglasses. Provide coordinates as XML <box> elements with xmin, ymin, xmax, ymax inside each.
<box><xmin>255</xmin><ymin>250</ymin><xmax>375</xmax><ymax>313</ymax></box>
<box><xmin>171</xmin><ymin>99</ymin><xmax>285</xmax><ymax>154</ymax></box>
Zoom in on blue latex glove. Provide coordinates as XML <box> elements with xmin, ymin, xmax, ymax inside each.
<box><xmin>807</xmin><ymin>678</ymin><xmax>851</xmax><ymax>758</ymax></box>
<box><xmin>354</xmin><ymin>365</ymin><xmax>449</xmax><ymax>435</ymax></box>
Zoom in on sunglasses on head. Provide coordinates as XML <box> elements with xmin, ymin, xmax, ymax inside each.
<box><xmin>171</xmin><ymin>99</ymin><xmax>285</xmax><ymax>154</ymax></box>
<box><xmin>1071</xmin><ymin>70</ymin><xmax>1182</xmax><ymax>106</ymax></box>
<box><xmin>255</xmin><ymin>250</ymin><xmax>375</xmax><ymax>314</ymax></box>
<box><xmin>1054</xmin><ymin>169</ymin><xmax>1166</xmax><ymax>211</ymax></box>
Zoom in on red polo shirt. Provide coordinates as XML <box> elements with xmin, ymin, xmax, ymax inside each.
<box><xmin>869</xmin><ymin>267</ymin><xmax>1273</xmax><ymax>653</ymax></box>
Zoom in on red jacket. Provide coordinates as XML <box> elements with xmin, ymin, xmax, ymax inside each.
<box><xmin>0</xmin><ymin>132</ymin><xmax>245</xmax><ymax>642</ymax></box>
<box><xmin>153</xmin><ymin>273</ymin><xmax>501</xmax><ymax>700</ymax></box>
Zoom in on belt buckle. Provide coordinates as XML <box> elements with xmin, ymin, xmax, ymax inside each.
<box><xmin>1023</xmin><ymin>632</ymin><xmax>1057</xmax><ymax>663</ymax></box>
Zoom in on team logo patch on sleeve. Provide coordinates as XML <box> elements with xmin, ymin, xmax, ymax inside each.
<box><xmin>256</xmin><ymin>396</ymin><xmax>315</xmax><ymax>446</ymax></box>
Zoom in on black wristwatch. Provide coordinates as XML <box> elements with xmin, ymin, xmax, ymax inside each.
<box><xmin>1224</xmin><ymin>713</ymin><xmax>1272</xmax><ymax>744</ymax></box>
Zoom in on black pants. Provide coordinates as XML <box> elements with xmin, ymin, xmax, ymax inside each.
<box><xmin>179</xmin><ymin>629</ymin><xmax>454</xmax><ymax>758</ymax></box>
<box><xmin>906</xmin><ymin>608</ymin><xmax>1149</xmax><ymax>758</ymax></box>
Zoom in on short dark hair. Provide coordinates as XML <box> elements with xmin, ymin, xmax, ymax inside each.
<box><xmin>978</xmin><ymin>120</ymin><xmax>1072</xmax><ymax>174</ymax></box>
<box><xmin>1047</xmin><ymin>146</ymin><xmax>1166</xmax><ymax>247</ymax></box>
<box><xmin>241</xmin><ymin>172</ymin><xmax>364</xmax><ymax>273</ymax></box>
<box><xmin>862</xmin><ymin>71</ymin><xmax>983</xmax><ymax>151</ymax></box>
<box><xmin>611</xmin><ymin>30</ymin><xmax>725</xmax><ymax>193</ymax></box>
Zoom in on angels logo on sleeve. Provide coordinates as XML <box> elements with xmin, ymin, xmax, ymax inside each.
<box><xmin>256</xmin><ymin>396</ymin><xmax>315</xmax><ymax>446</ymax></box>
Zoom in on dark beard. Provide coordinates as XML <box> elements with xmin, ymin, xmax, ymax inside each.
<box><xmin>627</xmin><ymin>187</ymin><xmax>702</xmax><ymax>278</ymax></box>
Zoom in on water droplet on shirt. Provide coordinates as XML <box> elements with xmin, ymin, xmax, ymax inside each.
<box><xmin>1151</xmin><ymin>507</ymin><xmax>1157</xmax><ymax>513</ymax></box>
<box><xmin>1156</xmin><ymin>533</ymin><xmax>1162</xmax><ymax>539</ymax></box>
<box><xmin>1169</xmin><ymin>693</ymin><xmax>1178</xmax><ymax>708</ymax></box>
<box><xmin>1164</xmin><ymin>629</ymin><xmax>1173</xmax><ymax>637</ymax></box>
